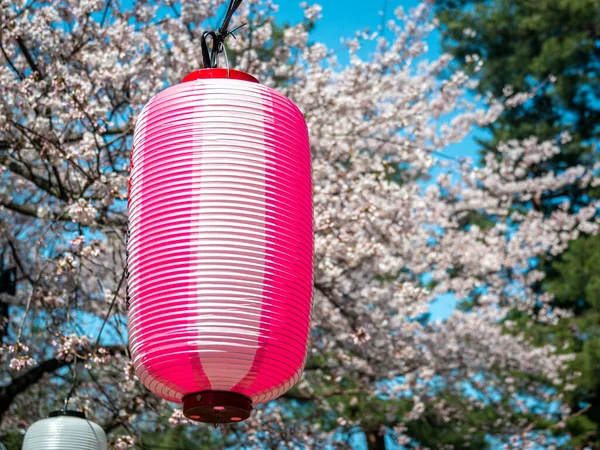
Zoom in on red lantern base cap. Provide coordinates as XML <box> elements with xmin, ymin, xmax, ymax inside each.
<box><xmin>182</xmin><ymin>391</ymin><xmax>252</xmax><ymax>424</ymax></box>
<box><xmin>182</xmin><ymin>68</ymin><xmax>259</xmax><ymax>84</ymax></box>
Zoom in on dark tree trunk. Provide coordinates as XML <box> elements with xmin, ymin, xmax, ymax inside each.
<box><xmin>0</xmin><ymin>267</ymin><xmax>16</xmax><ymax>342</ymax></box>
<box><xmin>366</xmin><ymin>429</ymin><xmax>386</xmax><ymax>450</ymax></box>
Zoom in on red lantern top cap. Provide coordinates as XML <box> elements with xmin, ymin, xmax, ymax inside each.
<box><xmin>182</xmin><ymin>68</ymin><xmax>260</xmax><ymax>84</ymax></box>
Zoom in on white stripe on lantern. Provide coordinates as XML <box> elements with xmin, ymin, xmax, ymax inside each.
<box><xmin>192</xmin><ymin>80</ymin><xmax>266</xmax><ymax>390</ymax></box>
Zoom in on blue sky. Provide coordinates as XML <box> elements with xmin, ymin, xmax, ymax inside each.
<box><xmin>276</xmin><ymin>0</ymin><xmax>424</xmax><ymax>45</ymax></box>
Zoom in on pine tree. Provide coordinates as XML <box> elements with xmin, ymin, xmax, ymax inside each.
<box><xmin>436</xmin><ymin>0</ymin><xmax>600</xmax><ymax>447</ymax></box>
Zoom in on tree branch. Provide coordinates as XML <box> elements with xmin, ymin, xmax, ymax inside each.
<box><xmin>0</xmin><ymin>154</ymin><xmax>62</xmax><ymax>198</ymax></box>
<box><xmin>15</xmin><ymin>36</ymin><xmax>43</xmax><ymax>79</ymax></box>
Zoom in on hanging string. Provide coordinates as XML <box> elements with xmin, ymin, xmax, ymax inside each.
<box><xmin>201</xmin><ymin>0</ymin><xmax>246</xmax><ymax>69</ymax></box>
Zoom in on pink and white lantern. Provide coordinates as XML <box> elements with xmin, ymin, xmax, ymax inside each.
<box><xmin>127</xmin><ymin>69</ymin><xmax>313</xmax><ymax>423</ymax></box>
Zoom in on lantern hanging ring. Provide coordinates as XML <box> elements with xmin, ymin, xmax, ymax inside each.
<box><xmin>200</xmin><ymin>0</ymin><xmax>246</xmax><ymax>70</ymax></box>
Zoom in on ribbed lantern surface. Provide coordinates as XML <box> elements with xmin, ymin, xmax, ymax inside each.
<box><xmin>22</xmin><ymin>412</ymin><xmax>107</xmax><ymax>450</ymax></box>
<box><xmin>127</xmin><ymin>69</ymin><xmax>313</xmax><ymax>422</ymax></box>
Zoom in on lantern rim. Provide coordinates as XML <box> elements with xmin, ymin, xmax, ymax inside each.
<box><xmin>182</xmin><ymin>68</ymin><xmax>259</xmax><ymax>84</ymax></box>
<box><xmin>48</xmin><ymin>410</ymin><xmax>86</xmax><ymax>419</ymax></box>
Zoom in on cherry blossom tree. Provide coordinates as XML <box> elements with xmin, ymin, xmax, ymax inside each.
<box><xmin>0</xmin><ymin>0</ymin><xmax>597</xmax><ymax>449</ymax></box>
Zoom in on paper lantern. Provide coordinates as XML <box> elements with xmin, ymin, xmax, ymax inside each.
<box><xmin>22</xmin><ymin>411</ymin><xmax>107</xmax><ymax>450</ymax></box>
<box><xmin>127</xmin><ymin>68</ymin><xmax>313</xmax><ymax>423</ymax></box>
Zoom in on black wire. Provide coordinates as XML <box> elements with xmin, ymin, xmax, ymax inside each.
<box><xmin>201</xmin><ymin>0</ymin><xmax>245</xmax><ymax>69</ymax></box>
<box><xmin>218</xmin><ymin>0</ymin><xmax>244</xmax><ymax>38</ymax></box>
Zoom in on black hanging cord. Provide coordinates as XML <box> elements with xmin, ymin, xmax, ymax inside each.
<box><xmin>201</xmin><ymin>0</ymin><xmax>245</xmax><ymax>69</ymax></box>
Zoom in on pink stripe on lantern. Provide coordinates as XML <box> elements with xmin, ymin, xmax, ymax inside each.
<box><xmin>128</xmin><ymin>85</ymin><xmax>210</xmax><ymax>401</ymax></box>
<box><xmin>231</xmin><ymin>85</ymin><xmax>313</xmax><ymax>403</ymax></box>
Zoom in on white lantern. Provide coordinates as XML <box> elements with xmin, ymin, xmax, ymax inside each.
<box><xmin>22</xmin><ymin>411</ymin><xmax>107</xmax><ymax>450</ymax></box>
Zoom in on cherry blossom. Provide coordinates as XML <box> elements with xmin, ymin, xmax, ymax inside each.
<box><xmin>0</xmin><ymin>0</ymin><xmax>596</xmax><ymax>448</ymax></box>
